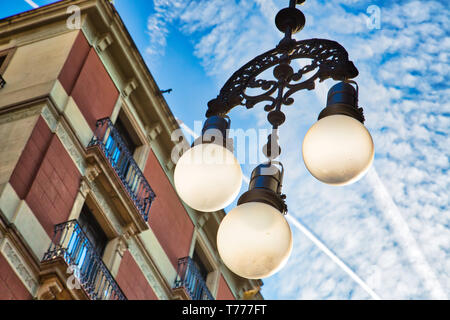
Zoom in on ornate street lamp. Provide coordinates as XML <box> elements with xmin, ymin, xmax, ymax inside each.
<box><xmin>174</xmin><ymin>0</ymin><xmax>374</xmax><ymax>279</ymax></box>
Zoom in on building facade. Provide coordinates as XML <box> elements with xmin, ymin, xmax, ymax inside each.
<box><xmin>0</xmin><ymin>0</ymin><xmax>262</xmax><ymax>300</ymax></box>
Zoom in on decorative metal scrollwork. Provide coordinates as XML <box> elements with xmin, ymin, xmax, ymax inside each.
<box><xmin>206</xmin><ymin>38</ymin><xmax>359</xmax><ymax>122</ymax></box>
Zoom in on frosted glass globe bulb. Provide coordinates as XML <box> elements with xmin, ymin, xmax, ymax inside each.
<box><xmin>302</xmin><ymin>114</ymin><xmax>374</xmax><ymax>186</ymax></box>
<box><xmin>174</xmin><ymin>143</ymin><xmax>243</xmax><ymax>212</ymax></box>
<box><xmin>217</xmin><ymin>202</ymin><xmax>293</xmax><ymax>279</ymax></box>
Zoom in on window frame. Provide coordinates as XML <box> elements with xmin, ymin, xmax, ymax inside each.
<box><xmin>68</xmin><ymin>187</ymin><xmax>123</xmax><ymax>275</ymax></box>
<box><xmin>190</xmin><ymin>233</ymin><xmax>221</xmax><ymax>297</ymax></box>
<box><xmin>110</xmin><ymin>98</ymin><xmax>150</xmax><ymax>171</ymax></box>
<box><xmin>0</xmin><ymin>47</ymin><xmax>16</xmax><ymax>75</ymax></box>
<box><xmin>78</xmin><ymin>204</ymin><xmax>109</xmax><ymax>257</ymax></box>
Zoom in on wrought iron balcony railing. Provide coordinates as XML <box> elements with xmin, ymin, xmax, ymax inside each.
<box><xmin>0</xmin><ymin>74</ymin><xmax>5</xmax><ymax>88</ymax></box>
<box><xmin>42</xmin><ymin>220</ymin><xmax>126</xmax><ymax>300</ymax></box>
<box><xmin>88</xmin><ymin>118</ymin><xmax>156</xmax><ymax>222</ymax></box>
<box><xmin>173</xmin><ymin>256</ymin><xmax>214</xmax><ymax>300</ymax></box>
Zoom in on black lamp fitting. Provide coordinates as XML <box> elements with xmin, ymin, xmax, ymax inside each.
<box><xmin>318</xmin><ymin>81</ymin><xmax>365</xmax><ymax>123</ymax></box>
<box><xmin>237</xmin><ymin>162</ymin><xmax>287</xmax><ymax>214</ymax></box>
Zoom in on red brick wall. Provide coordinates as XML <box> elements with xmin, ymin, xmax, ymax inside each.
<box><xmin>10</xmin><ymin>116</ymin><xmax>81</xmax><ymax>237</ymax></box>
<box><xmin>115</xmin><ymin>251</ymin><xmax>158</xmax><ymax>300</ymax></box>
<box><xmin>216</xmin><ymin>275</ymin><xmax>235</xmax><ymax>300</ymax></box>
<box><xmin>25</xmin><ymin>135</ymin><xmax>81</xmax><ymax>237</ymax></box>
<box><xmin>58</xmin><ymin>31</ymin><xmax>91</xmax><ymax>95</ymax></box>
<box><xmin>71</xmin><ymin>48</ymin><xmax>119</xmax><ymax>131</ymax></box>
<box><xmin>10</xmin><ymin>116</ymin><xmax>53</xmax><ymax>199</ymax></box>
<box><xmin>143</xmin><ymin>150</ymin><xmax>194</xmax><ymax>269</ymax></box>
<box><xmin>0</xmin><ymin>254</ymin><xmax>32</xmax><ymax>300</ymax></box>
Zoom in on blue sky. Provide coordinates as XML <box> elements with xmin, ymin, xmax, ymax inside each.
<box><xmin>2</xmin><ymin>0</ymin><xmax>449</xmax><ymax>299</ymax></box>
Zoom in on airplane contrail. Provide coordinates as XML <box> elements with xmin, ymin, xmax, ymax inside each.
<box><xmin>285</xmin><ymin>215</ymin><xmax>381</xmax><ymax>300</ymax></box>
<box><xmin>177</xmin><ymin>120</ymin><xmax>199</xmax><ymax>140</ymax></box>
<box><xmin>366</xmin><ymin>168</ymin><xmax>447</xmax><ymax>299</ymax></box>
<box><xmin>176</xmin><ymin>119</ymin><xmax>381</xmax><ymax>299</ymax></box>
<box><xmin>25</xmin><ymin>0</ymin><xmax>39</xmax><ymax>9</ymax></box>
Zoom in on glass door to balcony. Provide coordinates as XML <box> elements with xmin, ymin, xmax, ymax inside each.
<box><xmin>103</xmin><ymin>117</ymin><xmax>142</xmax><ymax>196</ymax></box>
<box><xmin>174</xmin><ymin>256</ymin><xmax>214</xmax><ymax>300</ymax></box>
<box><xmin>66</xmin><ymin>206</ymin><xmax>107</xmax><ymax>282</ymax></box>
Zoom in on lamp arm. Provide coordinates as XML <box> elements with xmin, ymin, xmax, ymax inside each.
<box><xmin>206</xmin><ymin>38</ymin><xmax>359</xmax><ymax>128</ymax></box>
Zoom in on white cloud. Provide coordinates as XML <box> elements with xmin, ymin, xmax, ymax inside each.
<box><xmin>145</xmin><ymin>0</ymin><xmax>187</xmax><ymax>55</ymax></box>
<box><xmin>145</xmin><ymin>0</ymin><xmax>450</xmax><ymax>299</ymax></box>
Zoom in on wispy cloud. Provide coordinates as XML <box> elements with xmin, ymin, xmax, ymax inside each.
<box><xmin>366</xmin><ymin>167</ymin><xmax>447</xmax><ymax>299</ymax></box>
<box><xmin>148</xmin><ymin>0</ymin><xmax>450</xmax><ymax>299</ymax></box>
<box><xmin>145</xmin><ymin>0</ymin><xmax>187</xmax><ymax>55</ymax></box>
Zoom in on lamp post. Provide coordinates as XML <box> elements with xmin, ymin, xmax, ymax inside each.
<box><xmin>174</xmin><ymin>0</ymin><xmax>374</xmax><ymax>279</ymax></box>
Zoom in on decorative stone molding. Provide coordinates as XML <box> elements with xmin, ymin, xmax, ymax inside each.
<box><xmin>55</xmin><ymin>122</ymin><xmax>86</xmax><ymax>174</ymax></box>
<box><xmin>196</xmin><ymin>215</ymin><xmax>209</xmax><ymax>229</ymax></box>
<box><xmin>0</xmin><ymin>237</ymin><xmax>39</xmax><ymax>296</ymax></box>
<box><xmin>85</xmin><ymin>164</ymin><xmax>101</xmax><ymax>182</ymax></box>
<box><xmin>127</xmin><ymin>239</ymin><xmax>170</xmax><ymax>300</ymax></box>
<box><xmin>96</xmin><ymin>33</ymin><xmax>113</xmax><ymax>52</ymax></box>
<box><xmin>89</xmin><ymin>182</ymin><xmax>123</xmax><ymax>234</ymax></box>
<box><xmin>81</xmin><ymin>18</ymin><xmax>97</xmax><ymax>47</ymax></box>
<box><xmin>166</xmin><ymin>159</ymin><xmax>174</xmax><ymax>171</ymax></box>
<box><xmin>68</xmin><ymin>180</ymin><xmax>91</xmax><ymax>221</ymax></box>
<box><xmin>0</xmin><ymin>104</ymin><xmax>42</xmax><ymax>126</ymax></box>
<box><xmin>117</xmin><ymin>236</ymin><xmax>128</xmax><ymax>257</ymax></box>
<box><xmin>43</xmin><ymin>102</ymin><xmax>90</xmax><ymax>174</ymax></box>
<box><xmin>122</xmin><ymin>79</ymin><xmax>138</xmax><ymax>98</ymax></box>
<box><xmin>38</xmin><ymin>258</ymin><xmax>88</xmax><ymax>300</ymax></box>
<box><xmin>146</xmin><ymin>122</ymin><xmax>162</xmax><ymax>141</ymax></box>
<box><xmin>41</xmin><ymin>105</ymin><xmax>58</xmax><ymax>132</ymax></box>
<box><xmin>36</xmin><ymin>277</ymin><xmax>64</xmax><ymax>300</ymax></box>
<box><xmin>122</xmin><ymin>223</ymin><xmax>137</xmax><ymax>240</ymax></box>
<box><xmin>242</xmin><ymin>287</ymin><xmax>261</xmax><ymax>300</ymax></box>
<box><xmin>79</xmin><ymin>180</ymin><xmax>91</xmax><ymax>198</ymax></box>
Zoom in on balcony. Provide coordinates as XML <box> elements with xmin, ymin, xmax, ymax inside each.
<box><xmin>87</xmin><ymin>118</ymin><xmax>155</xmax><ymax>223</ymax></box>
<box><xmin>0</xmin><ymin>74</ymin><xmax>5</xmax><ymax>88</ymax></box>
<box><xmin>173</xmin><ymin>256</ymin><xmax>214</xmax><ymax>300</ymax></box>
<box><xmin>40</xmin><ymin>220</ymin><xmax>126</xmax><ymax>300</ymax></box>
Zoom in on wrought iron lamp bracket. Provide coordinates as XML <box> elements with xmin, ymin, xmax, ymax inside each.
<box><xmin>206</xmin><ymin>38</ymin><xmax>359</xmax><ymax>128</ymax></box>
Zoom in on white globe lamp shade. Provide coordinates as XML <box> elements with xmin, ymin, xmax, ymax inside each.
<box><xmin>174</xmin><ymin>143</ymin><xmax>243</xmax><ymax>212</ymax></box>
<box><xmin>217</xmin><ymin>202</ymin><xmax>293</xmax><ymax>279</ymax></box>
<box><xmin>302</xmin><ymin>114</ymin><xmax>374</xmax><ymax>185</ymax></box>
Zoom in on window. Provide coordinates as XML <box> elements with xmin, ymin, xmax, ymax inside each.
<box><xmin>109</xmin><ymin>103</ymin><xmax>150</xmax><ymax>172</ymax></box>
<box><xmin>65</xmin><ymin>204</ymin><xmax>108</xmax><ymax>279</ymax></box>
<box><xmin>192</xmin><ymin>243</ymin><xmax>219</xmax><ymax>296</ymax></box>
<box><xmin>114</xmin><ymin>115</ymin><xmax>137</xmax><ymax>155</ymax></box>
<box><xmin>0</xmin><ymin>55</ymin><xmax>6</xmax><ymax>70</ymax></box>
<box><xmin>192</xmin><ymin>251</ymin><xmax>210</xmax><ymax>282</ymax></box>
<box><xmin>78</xmin><ymin>204</ymin><xmax>108</xmax><ymax>256</ymax></box>
<box><xmin>0</xmin><ymin>54</ymin><xmax>6</xmax><ymax>87</ymax></box>
<box><xmin>104</xmin><ymin>110</ymin><xmax>141</xmax><ymax>169</ymax></box>
<box><xmin>0</xmin><ymin>48</ymin><xmax>16</xmax><ymax>88</ymax></box>
<box><xmin>0</xmin><ymin>47</ymin><xmax>16</xmax><ymax>75</ymax></box>
<box><xmin>102</xmin><ymin>111</ymin><xmax>140</xmax><ymax>170</ymax></box>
